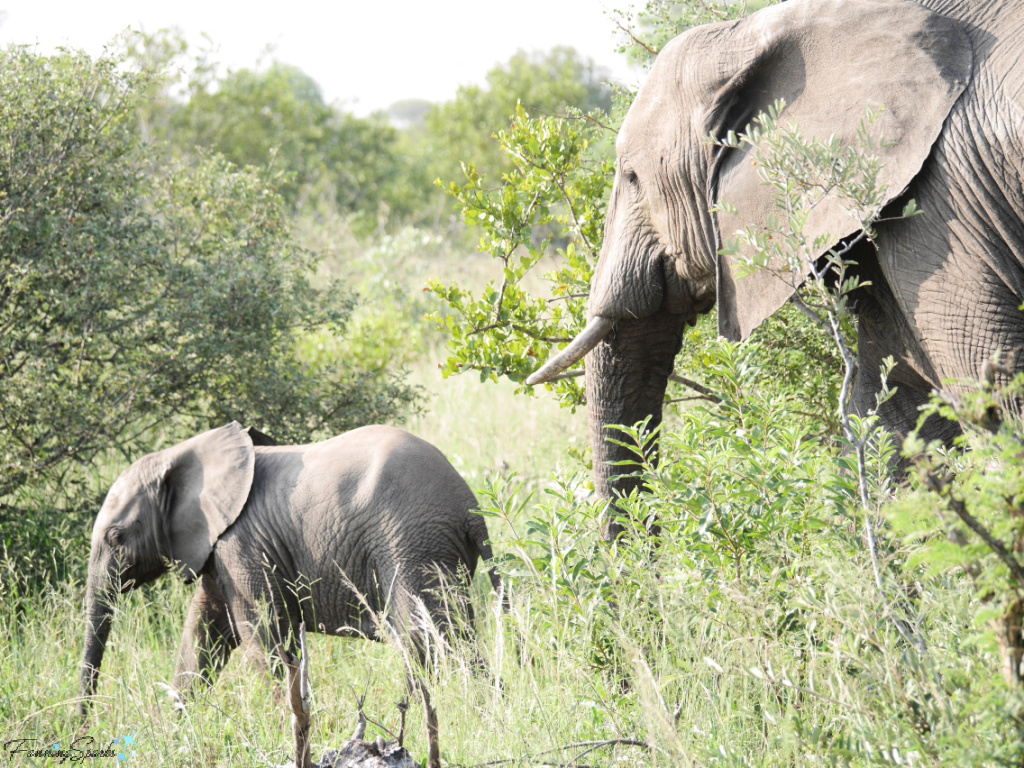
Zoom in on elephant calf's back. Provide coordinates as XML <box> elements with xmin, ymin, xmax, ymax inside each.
<box><xmin>339</xmin><ymin>425</ymin><xmax>483</xmax><ymax>569</ymax></box>
<box><xmin>245</xmin><ymin>426</ymin><xmax>486</xmax><ymax>639</ymax></box>
<box><xmin>312</xmin><ymin>425</ymin><xmax>480</xmax><ymax>529</ymax></box>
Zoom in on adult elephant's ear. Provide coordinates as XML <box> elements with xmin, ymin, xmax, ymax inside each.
<box><xmin>709</xmin><ymin>0</ymin><xmax>972</xmax><ymax>341</ymax></box>
<box><xmin>159</xmin><ymin>421</ymin><xmax>256</xmax><ymax>579</ymax></box>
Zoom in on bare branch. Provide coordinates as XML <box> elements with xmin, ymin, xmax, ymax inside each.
<box><xmin>546</xmin><ymin>292</ymin><xmax>590</xmax><ymax>304</ymax></box>
<box><xmin>526</xmin><ymin>106</ymin><xmax>617</xmax><ymax>135</ymax></box>
<box><xmin>284</xmin><ymin>622</ymin><xmax>312</xmax><ymax>768</ymax></box>
<box><xmin>471</xmin><ymin>738</ymin><xmax>665</xmax><ymax>767</ymax></box>
<box><xmin>418</xmin><ymin>681</ymin><xmax>441</xmax><ymax>768</ymax></box>
<box><xmin>928</xmin><ymin>471</ymin><xmax>1024</xmax><ymax>585</ymax></box>
<box><xmin>612</xmin><ymin>18</ymin><xmax>659</xmax><ymax>56</ymax></box>
<box><xmin>668</xmin><ymin>374</ymin><xmax>722</xmax><ymax>404</ymax></box>
<box><xmin>396</xmin><ymin>698</ymin><xmax>409</xmax><ymax>747</ymax></box>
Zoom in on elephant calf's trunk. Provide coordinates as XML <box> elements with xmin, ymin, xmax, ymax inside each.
<box><xmin>79</xmin><ymin>582</ymin><xmax>115</xmax><ymax>716</ymax></box>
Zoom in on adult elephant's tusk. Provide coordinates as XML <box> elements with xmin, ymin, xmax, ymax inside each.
<box><xmin>526</xmin><ymin>316</ymin><xmax>615</xmax><ymax>385</ymax></box>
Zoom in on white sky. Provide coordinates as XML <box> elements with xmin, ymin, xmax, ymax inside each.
<box><xmin>0</xmin><ymin>1</ymin><xmax>644</xmax><ymax>115</ymax></box>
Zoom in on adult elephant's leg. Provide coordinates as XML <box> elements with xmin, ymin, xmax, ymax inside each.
<box><xmin>850</xmin><ymin>247</ymin><xmax>962</xmax><ymax>450</ymax></box>
<box><xmin>236</xmin><ymin>598</ymin><xmax>296</xmax><ymax>681</ymax></box>
<box><xmin>382</xmin><ymin>564</ymin><xmax>439</xmax><ymax>667</ymax></box>
<box><xmin>173</xmin><ymin>574</ymin><xmax>240</xmax><ymax>696</ymax></box>
<box><xmin>397</xmin><ymin>586</ymin><xmax>431</xmax><ymax>667</ymax></box>
<box><xmin>855</xmin><ymin>315</ymin><xmax>961</xmax><ymax>450</ymax></box>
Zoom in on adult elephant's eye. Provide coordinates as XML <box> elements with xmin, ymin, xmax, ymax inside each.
<box><xmin>107</xmin><ymin>529</ymin><xmax>123</xmax><ymax>547</ymax></box>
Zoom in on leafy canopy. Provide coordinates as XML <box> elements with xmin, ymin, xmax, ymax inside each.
<box><xmin>424</xmin><ymin>47</ymin><xmax>615</xmax><ymax>184</ymax></box>
<box><xmin>124</xmin><ymin>31</ymin><xmax>417</xmax><ymax>228</ymax></box>
<box><xmin>0</xmin><ymin>47</ymin><xmax>416</xmax><ymax>513</ymax></box>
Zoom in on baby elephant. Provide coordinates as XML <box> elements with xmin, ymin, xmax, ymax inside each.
<box><xmin>78</xmin><ymin>422</ymin><xmax>494</xmax><ymax>714</ymax></box>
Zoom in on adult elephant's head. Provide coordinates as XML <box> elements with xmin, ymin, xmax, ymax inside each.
<box><xmin>78</xmin><ymin>422</ymin><xmax>255</xmax><ymax>715</ymax></box>
<box><xmin>528</xmin><ymin>0</ymin><xmax>970</xmax><ymax>540</ymax></box>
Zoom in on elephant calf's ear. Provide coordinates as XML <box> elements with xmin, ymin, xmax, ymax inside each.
<box><xmin>161</xmin><ymin>422</ymin><xmax>256</xmax><ymax>578</ymax></box>
<box><xmin>710</xmin><ymin>0</ymin><xmax>971</xmax><ymax>341</ymax></box>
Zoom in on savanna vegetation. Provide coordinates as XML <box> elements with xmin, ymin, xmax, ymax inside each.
<box><xmin>3</xmin><ymin>1</ymin><xmax>1024</xmax><ymax>766</ymax></box>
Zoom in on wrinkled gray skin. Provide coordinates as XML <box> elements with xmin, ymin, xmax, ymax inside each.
<box><xmin>79</xmin><ymin>422</ymin><xmax>493</xmax><ymax>715</ymax></box>
<box><xmin>529</xmin><ymin>0</ymin><xmax>1024</xmax><ymax>540</ymax></box>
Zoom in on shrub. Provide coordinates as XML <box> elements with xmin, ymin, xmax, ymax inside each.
<box><xmin>0</xmin><ymin>47</ymin><xmax>417</xmax><ymax>581</ymax></box>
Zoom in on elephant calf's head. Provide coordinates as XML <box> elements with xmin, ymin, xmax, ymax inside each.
<box><xmin>78</xmin><ymin>422</ymin><xmax>256</xmax><ymax>716</ymax></box>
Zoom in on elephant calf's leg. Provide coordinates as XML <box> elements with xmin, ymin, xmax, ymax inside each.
<box><xmin>225</xmin><ymin>594</ymin><xmax>298</xmax><ymax>686</ymax></box>
<box><xmin>174</xmin><ymin>575</ymin><xmax>239</xmax><ymax>696</ymax></box>
<box><xmin>393</xmin><ymin>573</ymin><xmax>470</xmax><ymax>668</ymax></box>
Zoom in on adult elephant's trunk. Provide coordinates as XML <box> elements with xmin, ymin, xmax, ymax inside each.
<box><xmin>585</xmin><ymin>307</ymin><xmax>685</xmax><ymax>541</ymax></box>
<box><xmin>79</xmin><ymin>568</ymin><xmax>116</xmax><ymax>716</ymax></box>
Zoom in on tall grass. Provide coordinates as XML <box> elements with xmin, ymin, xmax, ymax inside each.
<box><xmin>3</xmin><ymin>508</ymin><xmax>1009</xmax><ymax>766</ymax></box>
<box><xmin>3</xmin><ymin>224</ymin><xmax>1021</xmax><ymax>767</ymax></box>
<box><xmin>0</xmin><ymin>221</ymin><xmax>590</xmax><ymax>767</ymax></box>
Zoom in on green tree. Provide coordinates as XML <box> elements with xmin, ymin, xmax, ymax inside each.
<box><xmin>173</xmin><ymin>62</ymin><xmax>331</xmax><ymax>192</ymax></box>
<box><xmin>0</xmin><ymin>48</ymin><xmax>417</xmax><ymax>548</ymax></box>
<box><xmin>116</xmin><ymin>28</ymin><xmax>421</xmax><ymax>229</ymax></box>
<box><xmin>166</xmin><ymin>61</ymin><xmax>412</xmax><ymax>223</ymax></box>
<box><xmin>424</xmin><ymin>47</ymin><xmax>615</xmax><ymax>183</ymax></box>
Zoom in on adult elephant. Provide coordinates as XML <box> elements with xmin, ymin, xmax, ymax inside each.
<box><xmin>78</xmin><ymin>422</ymin><xmax>494</xmax><ymax>715</ymax></box>
<box><xmin>528</xmin><ymin>0</ymin><xmax>1024</xmax><ymax>540</ymax></box>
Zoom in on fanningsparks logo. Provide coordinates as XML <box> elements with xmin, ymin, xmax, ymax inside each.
<box><xmin>4</xmin><ymin>732</ymin><xmax>139</xmax><ymax>763</ymax></box>
<box><xmin>112</xmin><ymin>732</ymin><xmax>139</xmax><ymax>762</ymax></box>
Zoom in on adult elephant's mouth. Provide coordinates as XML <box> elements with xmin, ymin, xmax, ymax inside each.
<box><xmin>525</xmin><ymin>268</ymin><xmax>712</xmax><ymax>386</ymax></box>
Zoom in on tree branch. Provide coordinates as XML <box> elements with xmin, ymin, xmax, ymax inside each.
<box><xmin>469</xmin><ymin>322</ymin><xmax>571</xmax><ymax>344</ymax></box>
<box><xmin>928</xmin><ymin>471</ymin><xmax>1024</xmax><ymax>585</ymax></box>
<box><xmin>527</xmin><ymin>107</ymin><xmax>617</xmax><ymax>135</ymax></box>
<box><xmin>471</xmin><ymin>738</ymin><xmax>665</xmax><ymax>767</ymax></box>
<box><xmin>668</xmin><ymin>374</ymin><xmax>722</xmax><ymax>403</ymax></box>
<box><xmin>612</xmin><ymin>18</ymin><xmax>659</xmax><ymax>56</ymax></box>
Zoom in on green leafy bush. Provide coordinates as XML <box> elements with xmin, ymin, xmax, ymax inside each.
<box><xmin>428</xmin><ymin>103</ymin><xmax>613</xmax><ymax>407</ymax></box>
<box><xmin>894</xmin><ymin>370</ymin><xmax>1024</xmax><ymax>692</ymax></box>
<box><xmin>479</xmin><ymin>339</ymin><xmax>1024</xmax><ymax>765</ymax></box>
<box><xmin>0</xmin><ymin>47</ymin><xmax>417</xmax><ymax>579</ymax></box>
